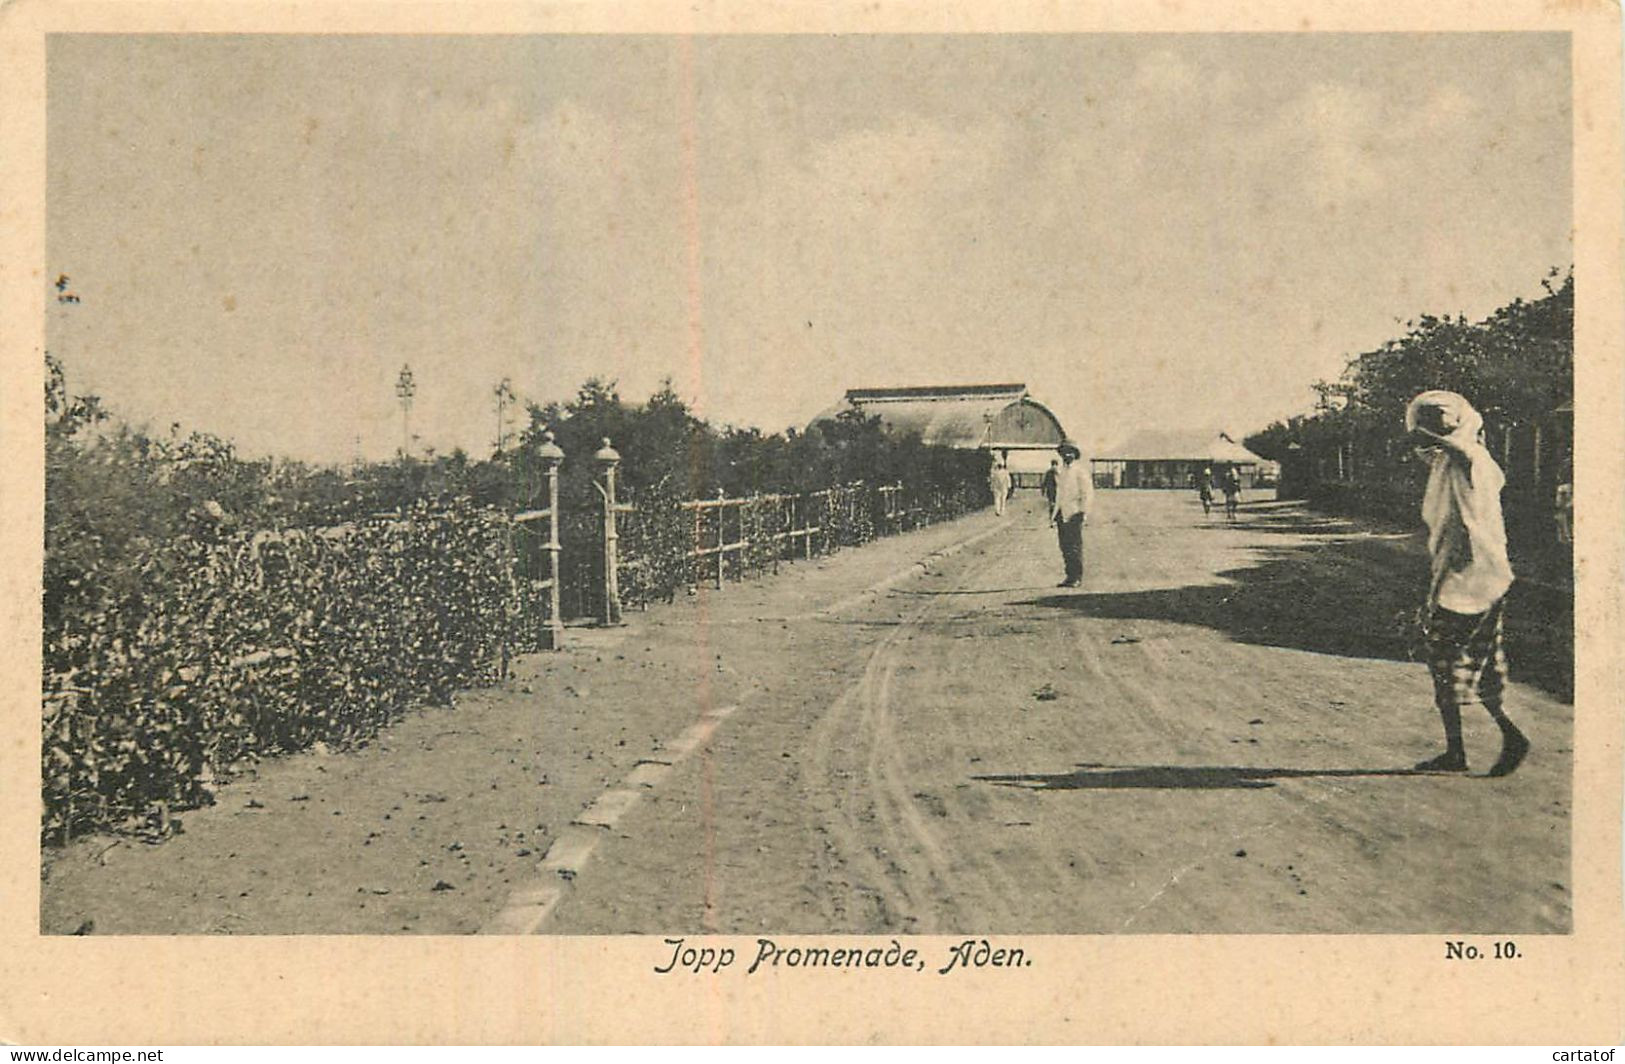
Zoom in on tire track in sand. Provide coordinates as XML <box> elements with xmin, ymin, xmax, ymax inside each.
<box><xmin>805</xmin><ymin>528</ymin><xmax>1025</xmax><ymax>932</ymax></box>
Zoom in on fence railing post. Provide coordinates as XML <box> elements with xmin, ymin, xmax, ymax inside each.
<box><xmin>770</xmin><ymin>495</ymin><xmax>780</xmax><ymax>576</ymax></box>
<box><xmin>746</xmin><ymin>495</ymin><xmax>758</xmax><ymax>578</ymax></box>
<box><xmin>594</xmin><ymin>437</ymin><xmax>623</xmax><ymax>626</ymax></box>
<box><xmin>500</xmin><ymin>506</ymin><xmax>515</xmax><ymax>678</ymax></box>
<box><xmin>692</xmin><ymin>495</ymin><xmax>702</xmax><ymax>587</ymax></box>
<box><xmin>786</xmin><ymin>494</ymin><xmax>795</xmax><ymax>564</ymax></box>
<box><xmin>715</xmin><ymin>488</ymin><xmax>727</xmax><ymax>589</ymax></box>
<box><xmin>537</xmin><ymin>431</ymin><xmax>566</xmax><ymax>650</ymax></box>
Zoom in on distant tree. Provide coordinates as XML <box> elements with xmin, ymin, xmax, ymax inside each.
<box><xmin>1241</xmin><ymin>268</ymin><xmax>1572</xmax><ymax>495</ymax></box>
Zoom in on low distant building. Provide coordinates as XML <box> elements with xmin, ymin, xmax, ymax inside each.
<box><xmin>807</xmin><ymin>383</ymin><xmax>1068</xmax><ymax>477</ymax></box>
<box><xmin>1091</xmin><ymin>429</ymin><xmax>1276</xmax><ymax>489</ymax></box>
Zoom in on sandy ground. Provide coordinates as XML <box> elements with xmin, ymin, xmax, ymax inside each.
<box><xmin>41</xmin><ymin>491</ymin><xmax>1572</xmax><ymax>935</ymax></box>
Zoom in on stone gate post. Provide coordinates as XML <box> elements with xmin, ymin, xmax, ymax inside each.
<box><xmin>538</xmin><ymin>430</ymin><xmax>566</xmax><ymax>650</ymax></box>
<box><xmin>594</xmin><ymin>438</ymin><xmax>623</xmax><ymax>626</ymax></box>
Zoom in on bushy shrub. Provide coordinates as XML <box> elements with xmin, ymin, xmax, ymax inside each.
<box><xmin>43</xmin><ymin>501</ymin><xmax>543</xmax><ymax>842</ymax></box>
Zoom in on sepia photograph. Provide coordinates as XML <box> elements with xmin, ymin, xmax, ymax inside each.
<box><xmin>36</xmin><ymin>30</ymin><xmax>1579</xmax><ymax>937</ymax></box>
<box><xmin>5</xmin><ymin>2</ymin><xmax>1621</xmax><ymax>1045</ymax></box>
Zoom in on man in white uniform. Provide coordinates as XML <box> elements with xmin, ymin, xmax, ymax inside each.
<box><xmin>988</xmin><ymin>455</ymin><xmax>1012</xmax><ymax>517</ymax></box>
<box><xmin>1050</xmin><ymin>439</ymin><xmax>1093</xmax><ymax>588</ymax></box>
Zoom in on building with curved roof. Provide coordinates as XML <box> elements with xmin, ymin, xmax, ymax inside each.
<box><xmin>807</xmin><ymin>384</ymin><xmax>1068</xmax><ymax>464</ymax></box>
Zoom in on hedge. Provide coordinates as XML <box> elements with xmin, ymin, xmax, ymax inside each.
<box><xmin>42</xmin><ymin>501</ymin><xmax>544</xmax><ymax>842</ymax></box>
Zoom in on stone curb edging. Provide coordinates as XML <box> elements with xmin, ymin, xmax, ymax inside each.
<box><xmin>478</xmin><ymin>704</ymin><xmax>739</xmax><ymax>935</ymax></box>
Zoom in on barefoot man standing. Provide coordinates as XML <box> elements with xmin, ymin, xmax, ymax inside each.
<box><xmin>1406</xmin><ymin>391</ymin><xmax>1529</xmax><ymax>776</ymax></box>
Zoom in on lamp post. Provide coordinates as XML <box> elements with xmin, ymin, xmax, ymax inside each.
<box><xmin>594</xmin><ymin>437</ymin><xmax>623</xmax><ymax>627</ymax></box>
<box><xmin>537</xmin><ymin>429</ymin><xmax>566</xmax><ymax>650</ymax></box>
<box><xmin>494</xmin><ymin>377</ymin><xmax>515</xmax><ymax>456</ymax></box>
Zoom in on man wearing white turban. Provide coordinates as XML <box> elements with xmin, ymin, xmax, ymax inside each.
<box><xmin>1405</xmin><ymin>390</ymin><xmax>1528</xmax><ymax>776</ymax></box>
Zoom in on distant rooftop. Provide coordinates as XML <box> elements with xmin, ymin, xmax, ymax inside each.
<box><xmin>845</xmin><ymin>383</ymin><xmax>1027</xmax><ymax>402</ymax></box>
<box><xmin>808</xmin><ymin>382</ymin><xmax>1065</xmax><ymax>449</ymax></box>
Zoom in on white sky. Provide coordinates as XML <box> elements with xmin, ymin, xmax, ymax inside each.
<box><xmin>46</xmin><ymin>33</ymin><xmax>1571</xmax><ymax>464</ymax></box>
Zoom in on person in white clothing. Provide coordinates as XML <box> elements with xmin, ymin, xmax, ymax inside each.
<box><xmin>1050</xmin><ymin>439</ymin><xmax>1093</xmax><ymax>588</ymax></box>
<box><xmin>1405</xmin><ymin>390</ymin><xmax>1527</xmax><ymax>776</ymax></box>
<box><xmin>988</xmin><ymin>455</ymin><xmax>1012</xmax><ymax>517</ymax></box>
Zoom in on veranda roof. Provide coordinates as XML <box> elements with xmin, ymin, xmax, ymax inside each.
<box><xmin>1098</xmin><ymin>429</ymin><xmax>1267</xmax><ymax>464</ymax></box>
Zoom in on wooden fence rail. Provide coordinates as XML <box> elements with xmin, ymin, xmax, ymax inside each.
<box><xmin>678</xmin><ymin>485</ymin><xmax>863</xmax><ymax>590</ymax></box>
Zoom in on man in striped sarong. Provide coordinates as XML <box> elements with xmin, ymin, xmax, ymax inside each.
<box><xmin>1407</xmin><ymin>390</ymin><xmax>1529</xmax><ymax>777</ymax></box>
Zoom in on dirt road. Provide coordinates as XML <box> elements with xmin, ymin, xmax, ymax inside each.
<box><xmin>543</xmin><ymin>491</ymin><xmax>1572</xmax><ymax>934</ymax></box>
<box><xmin>42</xmin><ymin>491</ymin><xmax>1571</xmax><ymax>935</ymax></box>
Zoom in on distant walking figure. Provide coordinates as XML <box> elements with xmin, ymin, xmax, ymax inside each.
<box><xmin>1406</xmin><ymin>390</ymin><xmax>1527</xmax><ymax>776</ymax></box>
<box><xmin>989</xmin><ymin>456</ymin><xmax>1012</xmax><ymax>517</ymax></box>
<box><xmin>1041</xmin><ymin>459</ymin><xmax>1060</xmax><ymax>512</ymax></box>
<box><xmin>1197</xmin><ymin>467</ymin><xmax>1214</xmax><ymax>515</ymax></box>
<box><xmin>1221</xmin><ymin>467</ymin><xmax>1241</xmax><ymax>521</ymax></box>
<box><xmin>1050</xmin><ymin>440</ymin><xmax>1092</xmax><ymax>588</ymax></box>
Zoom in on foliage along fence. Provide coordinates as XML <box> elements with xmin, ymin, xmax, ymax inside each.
<box><xmin>615</xmin><ymin>478</ymin><xmax>983</xmax><ymax>609</ymax></box>
<box><xmin>1246</xmin><ymin>271</ymin><xmax>1574</xmax><ymax>568</ymax></box>
<box><xmin>42</xmin><ymin>502</ymin><xmax>545</xmax><ymax>844</ymax></box>
<box><xmin>549</xmin><ymin>430</ymin><xmax>991</xmax><ymax>621</ymax></box>
<box><xmin>1280</xmin><ymin>406</ymin><xmax>1573</xmax><ymax>557</ymax></box>
<box><xmin>557</xmin><ymin>476</ymin><xmax>984</xmax><ymax>622</ymax></box>
<box><xmin>43</xmin><ymin>453</ymin><xmax>990</xmax><ymax>843</ymax></box>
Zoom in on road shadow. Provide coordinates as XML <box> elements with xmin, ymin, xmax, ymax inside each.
<box><xmin>892</xmin><ymin>586</ymin><xmax>1055</xmax><ymax>597</ymax></box>
<box><xmin>1022</xmin><ymin>507</ymin><xmax>1573</xmax><ymax>701</ymax></box>
<box><xmin>1231</xmin><ymin>509</ymin><xmax>1397</xmax><ymax>536</ymax></box>
<box><xmin>1179</xmin><ymin>501</ymin><xmax>1406</xmax><ymax>537</ymax></box>
<box><xmin>976</xmin><ymin>761</ymin><xmax>1427</xmax><ymax>791</ymax></box>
